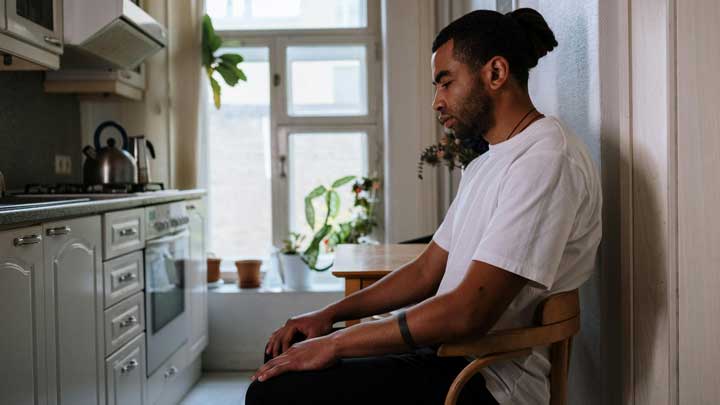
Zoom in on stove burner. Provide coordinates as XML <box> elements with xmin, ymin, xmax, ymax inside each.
<box><xmin>24</xmin><ymin>182</ymin><xmax>165</xmax><ymax>194</ymax></box>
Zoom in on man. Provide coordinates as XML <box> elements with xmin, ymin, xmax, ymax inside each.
<box><xmin>247</xmin><ymin>8</ymin><xmax>601</xmax><ymax>405</ymax></box>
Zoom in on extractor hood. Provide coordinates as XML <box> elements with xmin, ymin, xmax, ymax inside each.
<box><xmin>61</xmin><ymin>0</ymin><xmax>167</xmax><ymax>70</ymax></box>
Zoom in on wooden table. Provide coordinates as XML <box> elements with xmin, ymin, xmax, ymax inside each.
<box><xmin>332</xmin><ymin>243</ymin><xmax>426</xmax><ymax>325</ymax></box>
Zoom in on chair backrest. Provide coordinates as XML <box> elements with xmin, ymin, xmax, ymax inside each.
<box><xmin>535</xmin><ymin>289</ymin><xmax>580</xmax><ymax>405</ymax></box>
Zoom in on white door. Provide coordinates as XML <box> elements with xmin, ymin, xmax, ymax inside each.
<box><xmin>44</xmin><ymin>216</ymin><xmax>105</xmax><ymax>405</ymax></box>
<box><xmin>0</xmin><ymin>226</ymin><xmax>45</xmax><ymax>405</ymax></box>
<box><xmin>186</xmin><ymin>199</ymin><xmax>208</xmax><ymax>360</ymax></box>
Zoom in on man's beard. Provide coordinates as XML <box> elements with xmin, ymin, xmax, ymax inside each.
<box><xmin>448</xmin><ymin>81</ymin><xmax>495</xmax><ymax>147</ymax></box>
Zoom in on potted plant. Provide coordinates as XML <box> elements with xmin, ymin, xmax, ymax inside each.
<box><xmin>202</xmin><ymin>14</ymin><xmax>247</xmax><ymax>109</ymax></box>
<box><xmin>417</xmin><ymin>131</ymin><xmax>488</xmax><ymax>179</ymax></box>
<box><xmin>326</xmin><ymin>176</ymin><xmax>381</xmax><ymax>247</ymax></box>
<box><xmin>277</xmin><ymin>232</ymin><xmax>309</xmax><ymax>290</ymax></box>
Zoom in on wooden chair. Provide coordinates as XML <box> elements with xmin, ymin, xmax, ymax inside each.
<box><xmin>437</xmin><ymin>289</ymin><xmax>580</xmax><ymax>405</ymax></box>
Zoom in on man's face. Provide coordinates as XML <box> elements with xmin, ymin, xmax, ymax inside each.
<box><xmin>431</xmin><ymin>40</ymin><xmax>495</xmax><ymax>140</ymax></box>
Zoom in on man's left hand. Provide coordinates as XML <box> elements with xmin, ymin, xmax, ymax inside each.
<box><xmin>251</xmin><ymin>335</ymin><xmax>339</xmax><ymax>382</ymax></box>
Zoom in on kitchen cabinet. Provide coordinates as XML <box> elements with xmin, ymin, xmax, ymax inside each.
<box><xmin>106</xmin><ymin>333</ymin><xmax>145</xmax><ymax>405</ymax></box>
<box><xmin>43</xmin><ymin>216</ymin><xmax>105</xmax><ymax>405</ymax></box>
<box><xmin>0</xmin><ymin>0</ymin><xmax>62</xmax><ymax>70</ymax></box>
<box><xmin>0</xmin><ymin>226</ymin><xmax>46</xmax><ymax>405</ymax></box>
<box><xmin>5</xmin><ymin>0</ymin><xmax>63</xmax><ymax>54</ymax></box>
<box><xmin>186</xmin><ymin>199</ymin><xmax>208</xmax><ymax>360</ymax></box>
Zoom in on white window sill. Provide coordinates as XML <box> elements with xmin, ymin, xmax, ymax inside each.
<box><xmin>209</xmin><ymin>282</ymin><xmax>344</xmax><ymax>294</ymax></box>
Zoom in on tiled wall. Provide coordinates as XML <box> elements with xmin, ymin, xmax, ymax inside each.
<box><xmin>0</xmin><ymin>72</ymin><xmax>81</xmax><ymax>190</ymax></box>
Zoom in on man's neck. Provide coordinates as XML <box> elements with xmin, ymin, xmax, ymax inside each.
<box><xmin>483</xmin><ymin>93</ymin><xmax>537</xmax><ymax>146</ymax></box>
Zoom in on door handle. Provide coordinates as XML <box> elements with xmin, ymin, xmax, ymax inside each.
<box><xmin>13</xmin><ymin>234</ymin><xmax>42</xmax><ymax>246</ymax></box>
<box><xmin>46</xmin><ymin>226</ymin><xmax>71</xmax><ymax>237</ymax></box>
<box><xmin>43</xmin><ymin>36</ymin><xmax>62</xmax><ymax>46</ymax></box>
<box><xmin>121</xmin><ymin>359</ymin><xmax>139</xmax><ymax>374</ymax></box>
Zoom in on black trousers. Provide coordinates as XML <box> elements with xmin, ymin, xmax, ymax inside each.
<box><xmin>245</xmin><ymin>334</ymin><xmax>497</xmax><ymax>405</ymax></box>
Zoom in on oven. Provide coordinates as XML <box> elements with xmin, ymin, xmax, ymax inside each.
<box><xmin>144</xmin><ymin>202</ymin><xmax>191</xmax><ymax>375</ymax></box>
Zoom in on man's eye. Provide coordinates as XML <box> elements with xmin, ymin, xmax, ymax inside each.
<box><xmin>441</xmin><ymin>81</ymin><xmax>452</xmax><ymax>89</ymax></box>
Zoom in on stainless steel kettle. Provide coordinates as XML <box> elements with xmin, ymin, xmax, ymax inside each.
<box><xmin>128</xmin><ymin>135</ymin><xmax>156</xmax><ymax>184</ymax></box>
<box><xmin>82</xmin><ymin>121</ymin><xmax>138</xmax><ymax>185</ymax></box>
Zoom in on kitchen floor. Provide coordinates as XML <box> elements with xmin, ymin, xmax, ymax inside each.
<box><xmin>181</xmin><ymin>372</ymin><xmax>254</xmax><ymax>405</ymax></box>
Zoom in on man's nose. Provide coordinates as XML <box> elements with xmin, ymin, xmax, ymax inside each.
<box><xmin>432</xmin><ymin>92</ymin><xmax>445</xmax><ymax>112</ymax></box>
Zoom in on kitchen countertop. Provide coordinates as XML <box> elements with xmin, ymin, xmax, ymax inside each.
<box><xmin>0</xmin><ymin>189</ymin><xmax>206</xmax><ymax>229</ymax></box>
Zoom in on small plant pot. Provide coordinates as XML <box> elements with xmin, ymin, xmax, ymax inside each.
<box><xmin>207</xmin><ymin>258</ymin><xmax>222</xmax><ymax>283</ymax></box>
<box><xmin>279</xmin><ymin>254</ymin><xmax>311</xmax><ymax>291</ymax></box>
<box><xmin>235</xmin><ymin>259</ymin><xmax>262</xmax><ymax>288</ymax></box>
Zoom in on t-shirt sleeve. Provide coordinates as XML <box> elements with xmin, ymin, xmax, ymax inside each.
<box><xmin>432</xmin><ymin>198</ymin><xmax>457</xmax><ymax>251</ymax></box>
<box><xmin>472</xmin><ymin>152</ymin><xmax>584</xmax><ymax>289</ymax></box>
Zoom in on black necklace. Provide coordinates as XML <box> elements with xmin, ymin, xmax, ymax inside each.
<box><xmin>503</xmin><ymin>107</ymin><xmax>537</xmax><ymax>142</ymax></box>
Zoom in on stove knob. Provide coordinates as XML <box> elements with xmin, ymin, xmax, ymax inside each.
<box><xmin>154</xmin><ymin>221</ymin><xmax>168</xmax><ymax>231</ymax></box>
<box><xmin>181</xmin><ymin>216</ymin><xmax>190</xmax><ymax>225</ymax></box>
<box><xmin>170</xmin><ymin>218</ymin><xmax>180</xmax><ymax>227</ymax></box>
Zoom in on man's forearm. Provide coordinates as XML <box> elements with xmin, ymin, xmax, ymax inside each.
<box><xmin>321</xmin><ymin>257</ymin><xmax>441</xmax><ymax>324</ymax></box>
<box><xmin>329</xmin><ymin>291</ymin><xmax>473</xmax><ymax>358</ymax></box>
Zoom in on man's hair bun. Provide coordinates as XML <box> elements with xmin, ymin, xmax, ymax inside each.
<box><xmin>508</xmin><ymin>8</ymin><xmax>558</xmax><ymax>68</ymax></box>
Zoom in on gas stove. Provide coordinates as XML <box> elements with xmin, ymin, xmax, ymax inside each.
<box><xmin>18</xmin><ymin>182</ymin><xmax>168</xmax><ymax>199</ymax></box>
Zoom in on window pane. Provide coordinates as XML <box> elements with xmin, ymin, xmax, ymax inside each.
<box><xmin>288</xmin><ymin>132</ymin><xmax>368</xmax><ymax>235</ymax></box>
<box><xmin>207</xmin><ymin>47</ymin><xmax>273</xmax><ymax>259</ymax></box>
<box><xmin>287</xmin><ymin>45</ymin><xmax>368</xmax><ymax>117</ymax></box>
<box><xmin>207</xmin><ymin>0</ymin><xmax>367</xmax><ymax>30</ymax></box>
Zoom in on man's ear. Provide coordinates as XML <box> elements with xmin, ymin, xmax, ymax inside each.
<box><xmin>485</xmin><ymin>56</ymin><xmax>510</xmax><ymax>91</ymax></box>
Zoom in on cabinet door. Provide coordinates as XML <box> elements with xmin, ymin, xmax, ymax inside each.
<box><xmin>44</xmin><ymin>216</ymin><xmax>105</xmax><ymax>405</ymax></box>
<box><xmin>0</xmin><ymin>226</ymin><xmax>45</xmax><ymax>405</ymax></box>
<box><xmin>5</xmin><ymin>0</ymin><xmax>63</xmax><ymax>54</ymax></box>
<box><xmin>106</xmin><ymin>333</ymin><xmax>145</xmax><ymax>405</ymax></box>
<box><xmin>186</xmin><ymin>199</ymin><xmax>207</xmax><ymax>360</ymax></box>
<box><xmin>1</xmin><ymin>2</ymin><xmax>6</xmax><ymax>30</ymax></box>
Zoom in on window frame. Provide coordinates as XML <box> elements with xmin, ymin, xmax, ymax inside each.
<box><xmin>211</xmin><ymin>0</ymin><xmax>383</xmax><ymax>250</ymax></box>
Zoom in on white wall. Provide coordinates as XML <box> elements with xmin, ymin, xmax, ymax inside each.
<box><xmin>381</xmin><ymin>0</ymin><xmax>440</xmax><ymax>243</ymax></box>
<box><xmin>516</xmin><ymin>1</ymin><xmax>615</xmax><ymax>404</ymax></box>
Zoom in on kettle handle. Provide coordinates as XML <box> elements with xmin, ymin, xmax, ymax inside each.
<box><xmin>146</xmin><ymin>140</ymin><xmax>156</xmax><ymax>159</ymax></box>
<box><xmin>94</xmin><ymin>121</ymin><xmax>129</xmax><ymax>151</ymax></box>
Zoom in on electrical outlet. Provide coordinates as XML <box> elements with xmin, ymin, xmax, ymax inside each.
<box><xmin>54</xmin><ymin>155</ymin><xmax>72</xmax><ymax>175</ymax></box>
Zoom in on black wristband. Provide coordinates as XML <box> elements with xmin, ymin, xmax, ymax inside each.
<box><xmin>397</xmin><ymin>310</ymin><xmax>419</xmax><ymax>349</ymax></box>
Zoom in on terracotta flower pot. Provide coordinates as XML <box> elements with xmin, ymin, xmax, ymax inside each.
<box><xmin>207</xmin><ymin>258</ymin><xmax>222</xmax><ymax>283</ymax></box>
<box><xmin>235</xmin><ymin>259</ymin><xmax>262</xmax><ymax>288</ymax></box>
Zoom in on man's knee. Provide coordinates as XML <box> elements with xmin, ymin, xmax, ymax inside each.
<box><xmin>245</xmin><ymin>380</ymin><xmax>267</xmax><ymax>405</ymax></box>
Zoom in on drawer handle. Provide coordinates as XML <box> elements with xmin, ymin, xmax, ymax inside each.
<box><xmin>43</xmin><ymin>36</ymin><xmax>62</xmax><ymax>46</ymax></box>
<box><xmin>119</xmin><ymin>315</ymin><xmax>138</xmax><ymax>328</ymax></box>
<box><xmin>118</xmin><ymin>272</ymin><xmax>137</xmax><ymax>283</ymax></box>
<box><xmin>46</xmin><ymin>226</ymin><xmax>71</xmax><ymax>237</ymax></box>
<box><xmin>13</xmin><ymin>234</ymin><xmax>42</xmax><ymax>246</ymax></box>
<box><xmin>121</xmin><ymin>359</ymin><xmax>139</xmax><ymax>374</ymax></box>
<box><xmin>119</xmin><ymin>227</ymin><xmax>138</xmax><ymax>237</ymax></box>
<box><xmin>164</xmin><ymin>366</ymin><xmax>178</xmax><ymax>379</ymax></box>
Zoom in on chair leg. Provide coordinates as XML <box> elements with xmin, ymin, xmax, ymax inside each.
<box><xmin>550</xmin><ymin>340</ymin><xmax>570</xmax><ymax>405</ymax></box>
<box><xmin>444</xmin><ymin>349</ymin><xmax>532</xmax><ymax>405</ymax></box>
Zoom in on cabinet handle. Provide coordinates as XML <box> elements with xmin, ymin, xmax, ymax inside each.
<box><xmin>119</xmin><ymin>315</ymin><xmax>138</xmax><ymax>328</ymax></box>
<box><xmin>186</xmin><ymin>204</ymin><xmax>196</xmax><ymax>210</ymax></box>
<box><xmin>121</xmin><ymin>359</ymin><xmax>139</xmax><ymax>374</ymax></box>
<box><xmin>13</xmin><ymin>235</ymin><xmax>42</xmax><ymax>246</ymax></box>
<box><xmin>120</xmin><ymin>71</ymin><xmax>132</xmax><ymax>79</ymax></box>
<box><xmin>43</xmin><ymin>36</ymin><xmax>62</xmax><ymax>46</ymax></box>
<box><xmin>119</xmin><ymin>227</ymin><xmax>138</xmax><ymax>237</ymax></box>
<box><xmin>164</xmin><ymin>366</ymin><xmax>178</xmax><ymax>379</ymax></box>
<box><xmin>118</xmin><ymin>272</ymin><xmax>137</xmax><ymax>283</ymax></box>
<box><xmin>46</xmin><ymin>226</ymin><xmax>71</xmax><ymax>237</ymax></box>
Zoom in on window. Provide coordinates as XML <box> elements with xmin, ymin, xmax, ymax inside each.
<box><xmin>205</xmin><ymin>1</ymin><xmax>381</xmax><ymax>263</ymax></box>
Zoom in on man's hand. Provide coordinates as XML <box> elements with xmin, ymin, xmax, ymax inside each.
<box><xmin>253</xmin><ymin>336</ymin><xmax>339</xmax><ymax>382</ymax></box>
<box><xmin>266</xmin><ymin>309</ymin><xmax>334</xmax><ymax>358</ymax></box>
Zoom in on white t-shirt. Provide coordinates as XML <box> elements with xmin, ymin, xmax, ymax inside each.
<box><xmin>432</xmin><ymin>116</ymin><xmax>602</xmax><ymax>405</ymax></box>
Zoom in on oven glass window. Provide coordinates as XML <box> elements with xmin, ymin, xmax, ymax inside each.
<box><xmin>147</xmin><ymin>245</ymin><xmax>186</xmax><ymax>333</ymax></box>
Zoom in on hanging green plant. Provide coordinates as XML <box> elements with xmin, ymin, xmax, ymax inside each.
<box><xmin>201</xmin><ymin>14</ymin><xmax>247</xmax><ymax>109</ymax></box>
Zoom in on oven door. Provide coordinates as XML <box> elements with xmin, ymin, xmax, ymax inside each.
<box><xmin>145</xmin><ymin>228</ymin><xmax>189</xmax><ymax>375</ymax></box>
